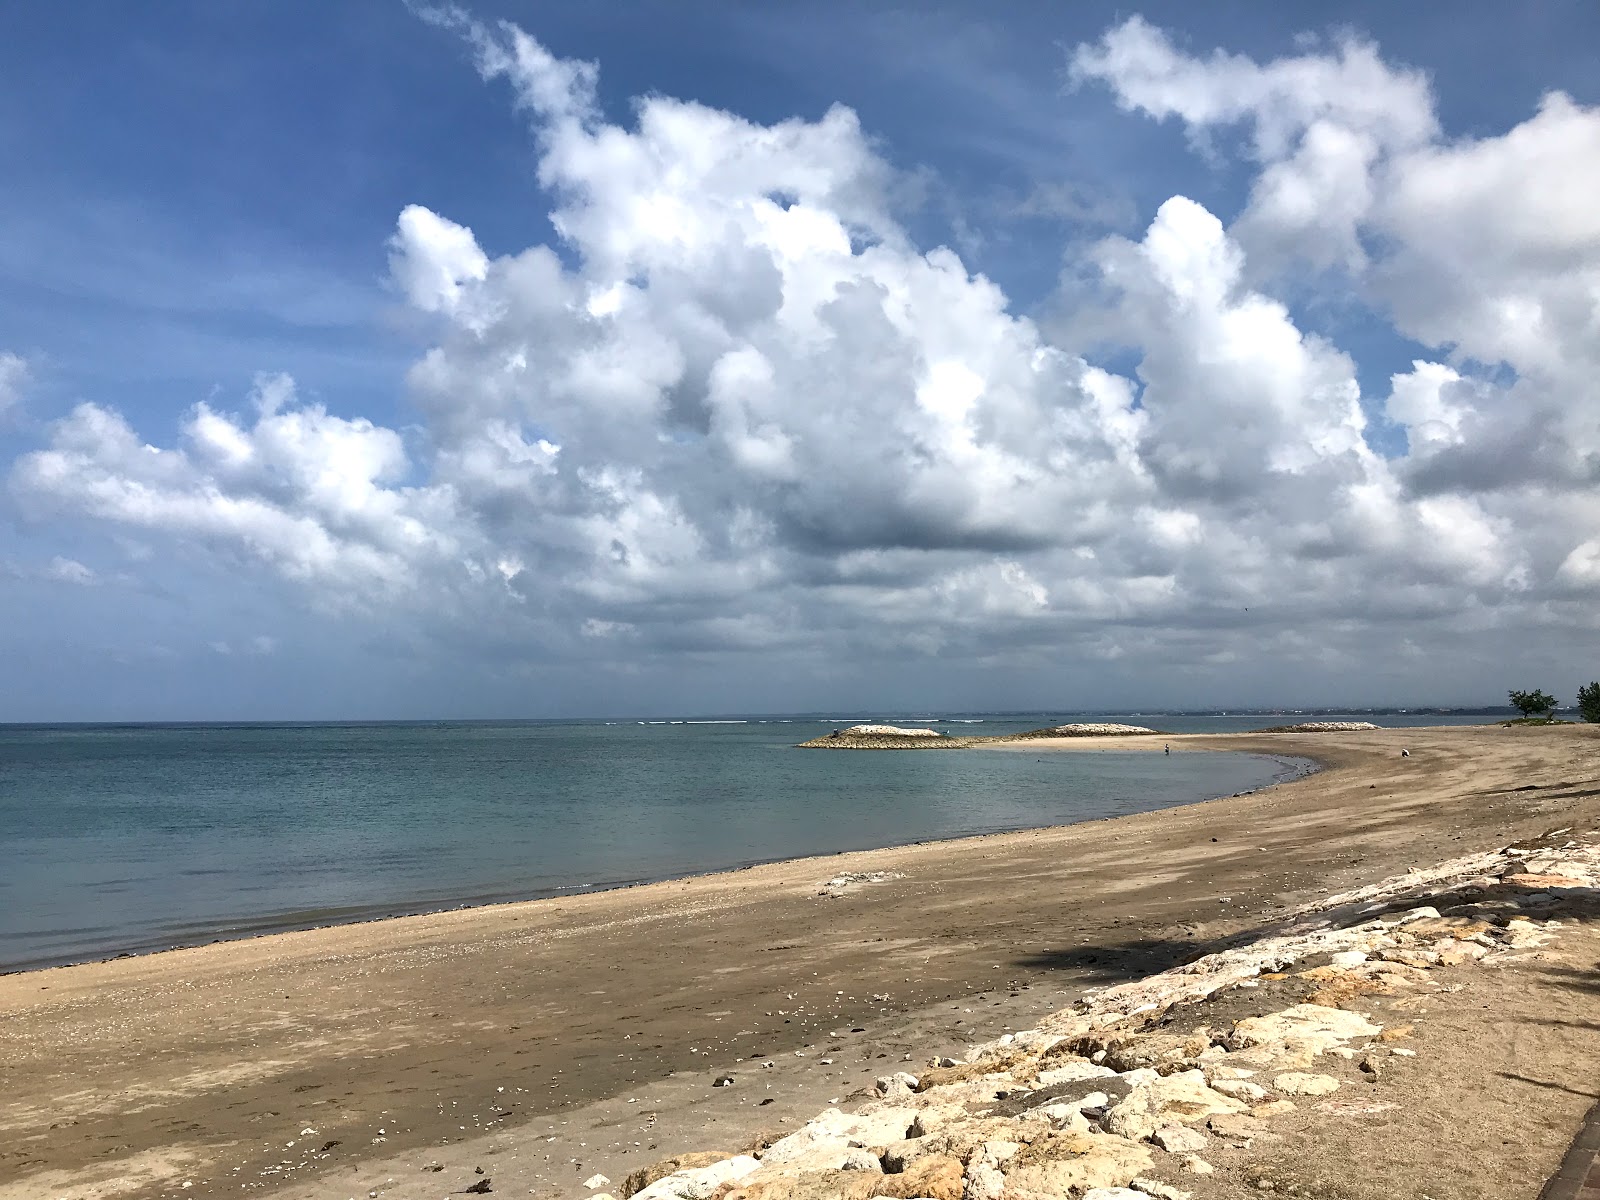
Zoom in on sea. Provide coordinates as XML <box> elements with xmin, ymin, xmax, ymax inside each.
<box><xmin>0</xmin><ymin>712</ymin><xmax>1493</xmax><ymax>971</ymax></box>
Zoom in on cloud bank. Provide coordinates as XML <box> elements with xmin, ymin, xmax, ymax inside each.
<box><xmin>11</xmin><ymin>15</ymin><xmax>1600</xmax><ymax>694</ymax></box>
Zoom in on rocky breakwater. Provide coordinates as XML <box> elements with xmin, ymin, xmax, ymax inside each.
<box><xmin>1256</xmin><ymin>721</ymin><xmax>1381</xmax><ymax>733</ymax></box>
<box><xmin>800</xmin><ymin>722</ymin><xmax>1163</xmax><ymax>749</ymax></box>
<box><xmin>800</xmin><ymin>725</ymin><xmax>962</xmax><ymax>750</ymax></box>
<box><xmin>597</xmin><ymin>834</ymin><xmax>1599</xmax><ymax>1200</ymax></box>
<box><xmin>1005</xmin><ymin>723</ymin><xmax>1160</xmax><ymax>740</ymax></box>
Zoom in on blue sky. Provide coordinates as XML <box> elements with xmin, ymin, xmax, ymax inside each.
<box><xmin>3</xmin><ymin>2</ymin><xmax>1599</xmax><ymax>719</ymax></box>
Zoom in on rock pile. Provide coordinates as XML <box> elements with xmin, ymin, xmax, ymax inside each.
<box><xmin>1014</xmin><ymin>723</ymin><xmax>1160</xmax><ymax>738</ymax></box>
<box><xmin>800</xmin><ymin>726</ymin><xmax>957</xmax><ymax>749</ymax></box>
<box><xmin>1257</xmin><ymin>721</ymin><xmax>1381</xmax><ymax>733</ymax></box>
<box><xmin>608</xmin><ymin>835</ymin><xmax>1597</xmax><ymax>1200</ymax></box>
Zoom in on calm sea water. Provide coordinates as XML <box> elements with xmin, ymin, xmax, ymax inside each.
<box><xmin>0</xmin><ymin>712</ymin><xmax>1488</xmax><ymax>971</ymax></box>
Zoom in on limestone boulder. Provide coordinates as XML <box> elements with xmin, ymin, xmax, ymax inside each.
<box><xmin>631</xmin><ymin>1155</ymin><xmax>760</xmax><ymax>1200</ymax></box>
<box><xmin>725</xmin><ymin>1169</ymin><xmax>886</xmax><ymax>1200</ymax></box>
<box><xmin>1226</xmin><ymin>1004</ymin><xmax>1380</xmax><ymax>1064</ymax></box>
<box><xmin>1104</xmin><ymin>1070</ymin><xmax>1245</xmax><ymax>1142</ymax></box>
<box><xmin>1100</xmin><ymin>1031</ymin><xmax>1213</xmax><ymax>1075</ymax></box>
<box><xmin>907</xmin><ymin>1104</ymin><xmax>969</xmax><ymax>1139</ymax></box>
<box><xmin>762</xmin><ymin>1107</ymin><xmax>918</xmax><ymax>1165</ymax></box>
<box><xmin>874</xmin><ymin>1072</ymin><xmax>919</xmax><ymax>1101</ymax></box>
<box><xmin>999</xmin><ymin>1132</ymin><xmax>1153</xmax><ymax>1196</ymax></box>
<box><xmin>879</xmin><ymin>1137</ymin><xmax>934</xmax><ymax>1174</ymax></box>
<box><xmin>622</xmin><ymin>1152</ymin><xmax>733</xmax><ymax>1198</ymax></box>
<box><xmin>1151</xmin><ymin>1124</ymin><xmax>1207</xmax><ymax>1154</ymax></box>
<box><xmin>1031</xmin><ymin>1102</ymin><xmax>1094</xmax><ymax>1133</ymax></box>
<box><xmin>870</xmin><ymin>1153</ymin><xmax>963</xmax><ymax>1200</ymax></box>
<box><xmin>1031</xmin><ymin>1059</ymin><xmax>1118</xmax><ymax>1088</ymax></box>
<box><xmin>1209</xmin><ymin>1078</ymin><xmax>1268</xmax><ymax>1102</ymax></box>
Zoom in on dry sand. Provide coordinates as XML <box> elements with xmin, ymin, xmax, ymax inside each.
<box><xmin>3</xmin><ymin>724</ymin><xmax>1599</xmax><ymax>1199</ymax></box>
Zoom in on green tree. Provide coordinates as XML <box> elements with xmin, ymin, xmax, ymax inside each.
<box><xmin>1578</xmin><ymin>682</ymin><xmax>1600</xmax><ymax>723</ymax></box>
<box><xmin>1508</xmin><ymin>688</ymin><xmax>1559</xmax><ymax>719</ymax></box>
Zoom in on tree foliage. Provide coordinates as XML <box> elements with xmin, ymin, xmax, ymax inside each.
<box><xmin>1508</xmin><ymin>688</ymin><xmax>1559</xmax><ymax>719</ymax></box>
<box><xmin>1578</xmin><ymin>682</ymin><xmax>1600</xmax><ymax>724</ymax></box>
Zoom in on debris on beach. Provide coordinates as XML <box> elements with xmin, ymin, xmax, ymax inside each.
<box><xmin>817</xmin><ymin>871</ymin><xmax>906</xmax><ymax>899</ymax></box>
<box><xmin>610</xmin><ymin>834</ymin><xmax>1598</xmax><ymax>1200</ymax></box>
<box><xmin>1256</xmin><ymin>721</ymin><xmax>1382</xmax><ymax>733</ymax></box>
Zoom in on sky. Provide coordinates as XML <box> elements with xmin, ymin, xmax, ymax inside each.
<box><xmin>3</xmin><ymin>1</ymin><xmax>1599</xmax><ymax>720</ymax></box>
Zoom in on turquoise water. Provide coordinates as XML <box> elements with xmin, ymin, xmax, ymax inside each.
<box><xmin>0</xmin><ymin>712</ymin><xmax>1473</xmax><ymax>970</ymax></box>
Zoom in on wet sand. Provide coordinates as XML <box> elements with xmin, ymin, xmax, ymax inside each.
<box><xmin>3</xmin><ymin>724</ymin><xmax>1598</xmax><ymax>1199</ymax></box>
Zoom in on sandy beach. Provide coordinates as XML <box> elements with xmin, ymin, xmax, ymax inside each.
<box><xmin>5</xmin><ymin>723</ymin><xmax>1600</xmax><ymax>1200</ymax></box>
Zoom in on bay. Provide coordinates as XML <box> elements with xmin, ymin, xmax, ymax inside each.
<box><xmin>0</xmin><ymin>711</ymin><xmax>1474</xmax><ymax>970</ymax></box>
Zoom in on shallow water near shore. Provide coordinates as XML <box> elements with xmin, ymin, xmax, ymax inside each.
<box><xmin>0</xmin><ymin>712</ymin><xmax>1473</xmax><ymax>971</ymax></box>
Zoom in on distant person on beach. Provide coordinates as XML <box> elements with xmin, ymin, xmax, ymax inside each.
<box><xmin>1164</xmin><ymin>743</ymin><xmax>1170</xmax><ymax>755</ymax></box>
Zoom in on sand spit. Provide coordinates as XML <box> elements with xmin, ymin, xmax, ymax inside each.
<box><xmin>607</xmin><ymin>833</ymin><xmax>1599</xmax><ymax>1200</ymax></box>
<box><xmin>1257</xmin><ymin>721</ymin><xmax>1382</xmax><ymax>733</ymax></box>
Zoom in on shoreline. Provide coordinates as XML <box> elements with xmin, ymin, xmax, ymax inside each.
<box><xmin>0</xmin><ymin>743</ymin><xmax>1317</xmax><ymax>976</ymax></box>
<box><xmin>6</xmin><ymin>724</ymin><xmax>1597</xmax><ymax>1200</ymax></box>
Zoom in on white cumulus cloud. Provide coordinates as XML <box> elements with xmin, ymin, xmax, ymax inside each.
<box><xmin>9</xmin><ymin>14</ymin><xmax>1600</xmax><ymax>689</ymax></box>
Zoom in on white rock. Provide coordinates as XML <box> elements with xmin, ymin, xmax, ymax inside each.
<box><xmin>973</xmin><ymin>1139</ymin><xmax>1021</xmax><ymax>1166</ymax></box>
<box><xmin>753</xmin><ymin>1136</ymin><xmax>859</xmax><ymax>1175</ymax></box>
<box><xmin>1118</xmin><ymin>1068</ymin><xmax>1162</xmax><ymax>1087</ymax></box>
<box><xmin>1133</xmin><ymin>1179</ymin><xmax>1194</xmax><ymax>1200</ymax></box>
<box><xmin>964</xmin><ymin>1159</ymin><xmax>1006</xmax><ymax>1200</ymax></box>
<box><xmin>1503</xmin><ymin>918</ymin><xmax>1550</xmax><ymax>948</ymax></box>
<box><xmin>797</xmin><ymin>1106</ymin><xmax>919</xmax><ymax>1150</ymax></box>
<box><xmin>1036</xmin><ymin>1060</ymin><xmax>1118</xmax><ymax>1087</ymax></box>
<box><xmin>1151</xmin><ymin>1124</ymin><xmax>1208</xmax><ymax>1154</ymax></box>
<box><xmin>1034</xmin><ymin>1103</ymin><xmax>1093</xmax><ymax>1133</ymax></box>
<box><xmin>1180</xmin><ymin>1156</ymin><xmax>1215</xmax><ymax>1175</ymax></box>
<box><xmin>908</xmin><ymin>1103</ymin><xmax>968</xmax><ymax>1138</ymax></box>
<box><xmin>631</xmin><ymin>1157</ymin><xmax>759</xmax><ymax>1200</ymax></box>
<box><xmin>1105</xmin><ymin>1070</ymin><xmax>1246</xmax><ymax>1141</ymax></box>
<box><xmin>1329</xmin><ymin>951</ymin><xmax>1368</xmax><ymax>968</ymax></box>
<box><xmin>874</xmin><ymin>1071</ymin><xmax>920</xmax><ymax>1099</ymax></box>
<box><xmin>1082</xmin><ymin>1189</ymin><xmax>1156</xmax><ymax>1200</ymax></box>
<box><xmin>1390</xmin><ymin>906</ymin><xmax>1442</xmax><ymax>926</ymax></box>
<box><xmin>583</xmin><ymin>1175</ymin><xmax>611</xmax><ymax>1190</ymax></box>
<box><xmin>1210</xmin><ymin>1079</ymin><xmax>1269</xmax><ymax>1102</ymax></box>
<box><xmin>1228</xmin><ymin>1005</ymin><xmax>1381</xmax><ymax>1057</ymax></box>
<box><xmin>1205</xmin><ymin>1066</ymin><xmax>1256</xmax><ymax>1082</ymax></box>
<box><xmin>1273</xmin><ymin>1072</ymin><xmax>1340</xmax><ymax>1096</ymax></box>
